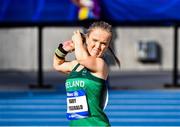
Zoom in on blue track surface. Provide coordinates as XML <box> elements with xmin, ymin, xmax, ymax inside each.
<box><xmin>0</xmin><ymin>90</ymin><xmax>180</xmax><ymax>126</ymax></box>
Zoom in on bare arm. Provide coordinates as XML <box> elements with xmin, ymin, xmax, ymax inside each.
<box><xmin>53</xmin><ymin>40</ymin><xmax>75</xmax><ymax>74</ymax></box>
<box><xmin>53</xmin><ymin>55</ymin><xmax>74</xmax><ymax>74</ymax></box>
<box><xmin>77</xmin><ymin>57</ymin><xmax>109</xmax><ymax>79</ymax></box>
<box><xmin>77</xmin><ymin>56</ymin><xmax>106</xmax><ymax>72</ymax></box>
<box><xmin>72</xmin><ymin>30</ymin><xmax>89</xmax><ymax>60</ymax></box>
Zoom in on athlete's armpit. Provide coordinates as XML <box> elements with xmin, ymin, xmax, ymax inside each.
<box><xmin>53</xmin><ymin>55</ymin><xmax>75</xmax><ymax>74</ymax></box>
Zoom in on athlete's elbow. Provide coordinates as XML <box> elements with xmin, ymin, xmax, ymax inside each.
<box><xmin>53</xmin><ymin>63</ymin><xmax>59</xmax><ymax>71</ymax></box>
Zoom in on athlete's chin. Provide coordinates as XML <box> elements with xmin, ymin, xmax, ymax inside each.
<box><xmin>91</xmin><ymin>54</ymin><xmax>97</xmax><ymax>57</ymax></box>
<box><xmin>90</xmin><ymin>53</ymin><xmax>102</xmax><ymax>58</ymax></box>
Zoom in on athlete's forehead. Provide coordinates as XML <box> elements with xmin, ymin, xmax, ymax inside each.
<box><xmin>88</xmin><ymin>28</ymin><xmax>111</xmax><ymax>43</ymax></box>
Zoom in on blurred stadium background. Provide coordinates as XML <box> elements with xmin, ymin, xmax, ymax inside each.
<box><xmin>0</xmin><ymin>0</ymin><xmax>180</xmax><ymax>126</ymax></box>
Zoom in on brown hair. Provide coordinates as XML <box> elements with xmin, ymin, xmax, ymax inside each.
<box><xmin>87</xmin><ymin>21</ymin><xmax>120</xmax><ymax>67</ymax></box>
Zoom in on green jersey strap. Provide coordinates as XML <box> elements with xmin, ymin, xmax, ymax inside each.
<box><xmin>72</xmin><ymin>63</ymin><xmax>80</xmax><ymax>72</ymax></box>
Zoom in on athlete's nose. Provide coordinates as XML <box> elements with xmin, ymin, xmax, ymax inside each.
<box><xmin>95</xmin><ymin>42</ymin><xmax>101</xmax><ymax>49</ymax></box>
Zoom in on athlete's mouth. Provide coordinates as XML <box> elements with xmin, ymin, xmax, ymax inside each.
<box><xmin>93</xmin><ymin>49</ymin><xmax>100</xmax><ymax>54</ymax></box>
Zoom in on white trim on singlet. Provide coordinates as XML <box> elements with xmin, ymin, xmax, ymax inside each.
<box><xmin>103</xmin><ymin>86</ymin><xmax>109</xmax><ymax>110</ymax></box>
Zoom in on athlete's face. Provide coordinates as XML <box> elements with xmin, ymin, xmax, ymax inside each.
<box><xmin>86</xmin><ymin>28</ymin><xmax>111</xmax><ymax>57</ymax></box>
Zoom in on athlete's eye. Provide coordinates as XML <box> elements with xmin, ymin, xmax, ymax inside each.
<box><xmin>92</xmin><ymin>39</ymin><xmax>98</xmax><ymax>42</ymax></box>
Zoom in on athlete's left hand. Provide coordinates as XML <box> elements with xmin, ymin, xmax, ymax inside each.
<box><xmin>72</xmin><ymin>30</ymin><xmax>84</xmax><ymax>45</ymax></box>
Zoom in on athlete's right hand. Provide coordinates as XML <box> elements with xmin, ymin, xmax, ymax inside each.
<box><xmin>62</xmin><ymin>40</ymin><xmax>74</xmax><ymax>52</ymax></box>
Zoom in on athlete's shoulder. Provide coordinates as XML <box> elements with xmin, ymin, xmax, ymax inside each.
<box><xmin>96</xmin><ymin>57</ymin><xmax>107</xmax><ymax>66</ymax></box>
<box><xmin>96</xmin><ymin>58</ymin><xmax>108</xmax><ymax>72</ymax></box>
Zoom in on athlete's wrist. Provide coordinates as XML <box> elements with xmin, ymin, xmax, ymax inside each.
<box><xmin>55</xmin><ymin>43</ymin><xmax>68</xmax><ymax>59</ymax></box>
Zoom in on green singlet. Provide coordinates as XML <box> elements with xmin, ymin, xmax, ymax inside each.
<box><xmin>65</xmin><ymin>63</ymin><xmax>110</xmax><ymax>126</ymax></box>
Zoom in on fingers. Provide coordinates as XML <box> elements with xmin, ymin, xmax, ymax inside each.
<box><xmin>62</xmin><ymin>40</ymin><xmax>74</xmax><ymax>52</ymax></box>
<box><xmin>72</xmin><ymin>30</ymin><xmax>84</xmax><ymax>44</ymax></box>
<box><xmin>73</xmin><ymin>30</ymin><xmax>81</xmax><ymax>35</ymax></box>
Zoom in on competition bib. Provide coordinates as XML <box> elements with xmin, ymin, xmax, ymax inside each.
<box><xmin>66</xmin><ymin>90</ymin><xmax>89</xmax><ymax>120</ymax></box>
